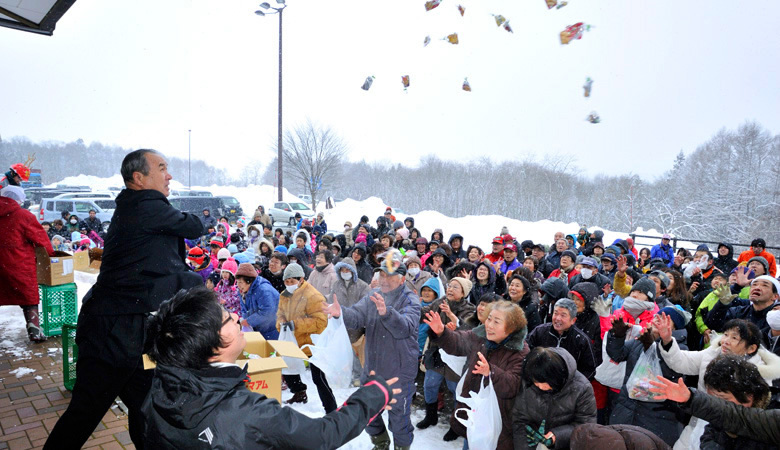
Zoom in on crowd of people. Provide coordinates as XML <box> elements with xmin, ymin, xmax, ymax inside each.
<box><xmin>3</xmin><ymin>152</ymin><xmax>780</xmax><ymax>449</ymax></box>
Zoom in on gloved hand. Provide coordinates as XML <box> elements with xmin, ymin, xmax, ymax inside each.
<box><xmin>591</xmin><ymin>296</ymin><xmax>613</xmax><ymax>317</ymax></box>
<box><xmin>638</xmin><ymin>327</ymin><xmax>655</xmax><ymax>351</ymax></box>
<box><xmin>282</xmin><ymin>321</ymin><xmax>295</xmax><ymax>332</ymax></box>
<box><xmin>714</xmin><ymin>284</ymin><xmax>738</xmax><ymax>305</ymax></box>
<box><xmin>610</xmin><ymin>317</ymin><xmax>629</xmax><ymax>338</ymax></box>
<box><xmin>526</xmin><ymin>420</ymin><xmax>554</xmax><ymax>448</ymax></box>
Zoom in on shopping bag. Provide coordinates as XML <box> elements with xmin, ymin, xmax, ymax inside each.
<box><xmin>454</xmin><ymin>373</ymin><xmax>502</xmax><ymax>450</ymax></box>
<box><xmin>594</xmin><ymin>324</ymin><xmax>642</xmax><ymax>389</ymax></box>
<box><xmin>278</xmin><ymin>327</ymin><xmax>305</xmax><ymax>375</ymax></box>
<box><xmin>302</xmin><ymin>315</ymin><xmax>353</xmax><ymax>389</ymax></box>
<box><xmin>626</xmin><ymin>342</ymin><xmax>664</xmax><ymax>402</ymax></box>
<box><xmin>439</xmin><ymin>348</ymin><xmax>467</xmax><ymax>375</ymax></box>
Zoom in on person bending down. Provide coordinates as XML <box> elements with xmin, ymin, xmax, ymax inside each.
<box><xmin>142</xmin><ymin>286</ymin><xmax>400</xmax><ymax>449</ymax></box>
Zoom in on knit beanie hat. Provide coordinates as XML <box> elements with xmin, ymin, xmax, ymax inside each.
<box><xmin>748</xmin><ymin>256</ymin><xmax>770</xmax><ymax>275</ymax></box>
<box><xmin>631</xmin><ymin>277</ymin><xmax>656</xmax><ymax>300</ymax></box>
<box><xmin>657</xmin><ymin>306</ymin><xmax>689</xmax><ymax>330</ymax></box>
<box><xmin>283</xmin><ymin>263</ymin><xmax>305</xmax><ymax>280</ymax></box>
<box><xmin>274</xmin><ymin>245</ymin><xmax>288</xmax><ymax>254</ymax></box>
<box><xmin>207</xmin><ymin>270</ymin><xmax>221</xmax><ymax>286</ymax></box>
<box><xmin>561</xmin><ymin>249</ymin><xmax>577</xmax><ymax>262</ymax></box>
<box><xmin>227</xmin><ymin>244</ymin><xmax>239</xmax><ymax>255</ymax></box>
<box><xmin>235</xmin><ymin>263</ymin><xmax>257</xmax><ymax>279</ymax></box>
<box><xmin>397</xmin><ymin>228</ymin><xmax>410</xmax><ymax>240</ymax></box>
<box><xmin>649</xmin><ymin>270</ymin><xmax>671</xmax><ymax>290</ymax></box>
<box><xmin>187</xmin><ymin>247</ymin><xmax>206</xmax><ymax>265</ymax></box>
<box><xmin>450</xmin><ymin>277</ymin><xmax>473</xmax><ymax>297</ymax></box>
<box><xmin>221</xmin><ymin>258</ymin><xmax>238</xmax><ymax>276</ymax></box>
<box><xmin>217</xmin><ymin>248</ymin><xmax>230</xmax><ymax>261</ymax></box>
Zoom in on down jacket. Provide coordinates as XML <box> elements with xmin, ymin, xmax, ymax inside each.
<box><xmin>276</xmin><ymin>280</ymin><xmax>327</xmax><ymax>357</ymax></box>
<box><xmin>422</xmin><ymin>297</ymin><xmax>478</xmax><ymax>382</ymax></box>
<box><xmin>331</xmin><ymin>259</ymin><xmax>370</xmax><ymax>343</ymax></box>
<box><xmin>241</xmin><ymin>276</ymin><xmax>280</xmax><ymax>341</ymax></box>
<box><xmin>342</xmin><ymin>283</ymin><xmax>421</xmax><ymax>383</ymax></box>
<box><xmin>307</xmin><ymin>263</ymin><xmax>338</xmax><ymax>300</ymax></box>
<box><xmin>142</xmin><ymin>364</ymin><xmax>394</xmax><ymax>449</ymax></box>
<box><xmin>512</xmin><ymin>347</ymin><xmax>597</xmax><ymax>449</ymax></box>
<box><xmin>0</xmin><ymin>197</ymin><xmax>54</xmax><ymax>306</ymax></box>
<box><xmin>434</xmin><ymin>325</ymin><xmax>529</xmax><ymax>450</ymax></box>
<box><xmin>526</xmin><ymin>323</ymin><xmax>598</xmax><ymax>380</ymax></box>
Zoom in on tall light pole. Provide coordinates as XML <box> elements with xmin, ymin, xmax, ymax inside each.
<box><xmin>188</xmin><ymin>129</ymin><xmax>192</xmax><ymax>189</ymax></box>
<box><xmin>256</xmin><ymin>0</ymin><xmax>287</xmax><ymax>201</ymax></box>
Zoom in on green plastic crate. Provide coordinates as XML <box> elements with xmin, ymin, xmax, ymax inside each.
<box><xmin>62</xmin><ymin>323</ymin><xmax>78</xmax><ymax>391</ymax></box>
<box><xmin>38</xmin><ymin>283</ymin><xmax>78</xmax><ymax>337</ymax></box>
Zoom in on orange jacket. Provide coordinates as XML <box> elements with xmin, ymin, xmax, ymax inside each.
<box><xmin>737</xmin><ymin>249</ymin><xmax>777</xmax><ymax>277</ymax></box>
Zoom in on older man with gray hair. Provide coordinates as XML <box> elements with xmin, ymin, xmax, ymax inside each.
<box><xmin>324</xmin><ymin>257</ymin><xmax>421</xmax><ymax>450</ymax></box>
<box><xmin>525</xmin><ymin>298</ymin><xmax>598</xmax><ymax>380</ymax></box>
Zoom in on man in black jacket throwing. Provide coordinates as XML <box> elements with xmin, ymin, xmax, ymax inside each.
<box><xmin>45</xmin><ymin>150</ymin><xmax>206</xmax><ymax>449</ymax></box>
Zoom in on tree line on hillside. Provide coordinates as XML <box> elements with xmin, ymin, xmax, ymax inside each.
<box><xmin>0</xmin><ymin>136</ymin><xmax>228</xmax><ymax>187</ymax></box>
<box><xmin>265</xmin><ymin>121</ymin><xmax>780</xmax><ymax>246</ymax></box>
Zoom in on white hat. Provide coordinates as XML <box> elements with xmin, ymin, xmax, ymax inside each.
<box><xmin>751</xmin><ymin>275</ymin><xmax>780</xmax><ymax>294</ymax></box>
<box><xmin>0</xmin><ymin>186</ymin><xmax>25</xmax><ymax>203</ymax></box>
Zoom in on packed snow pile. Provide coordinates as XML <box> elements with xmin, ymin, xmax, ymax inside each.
<box><xmin>10</xmin><ymin>367</ymin><xmax>37</xmax><ymax>378</ymax></box>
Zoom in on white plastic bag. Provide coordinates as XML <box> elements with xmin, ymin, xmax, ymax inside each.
<box><xmin>454</xmin><ymin>373</ymin><xmax>502</xmax><ymax>450</ymax></box>
<box><xmin>439</xmin><ymin>348</ymin><xmax>467</xmax><ymax>375</ymax></box>
<box><xmin>302</xmin><ymin>315</ymin><xmax>353</xmax><ymax>389</ymax></box>
<box><xmin>278</xmin><ymin>327</ymin><xmax>305</xmax><ymax>375</ymax></box>
<box><xmin>595</xmin><ymin>324</ymin><xmax>643</xmax><ymax>389</ymax></box>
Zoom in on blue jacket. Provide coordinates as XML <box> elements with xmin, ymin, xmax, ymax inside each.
<box><xmin>342</xmin><ymin>284</ymin><xmax>421</xmax><ymax>383</ymax></box>
<box><xmin>241</xmin><ymin>276</ymin><xmax>280</xmax><ymax>340</ymax></box>
<box><xmin>650</xmin><ymin>243</ymin><xmax>674</xmax><ymax>266</ymax></box>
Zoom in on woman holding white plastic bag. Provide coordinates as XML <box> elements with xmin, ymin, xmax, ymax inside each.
<box><xmin>512</xmin><ymin>347</ymin><xmax>597</xmax><ymax>449</ymax></box>
<box><xmin>275</xmin><ymin>263</ymin><xmax>338</xmax><ymax>413</ymax></box>
<box><xmin>424</xmin><ymin>300</ymin><xmax>529</xmax><ymax>449</ymax></box>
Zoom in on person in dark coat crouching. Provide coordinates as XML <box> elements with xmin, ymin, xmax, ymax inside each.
<box><xmin>141</xmin><ymin>286</ymin><xmax>400</xmax><ymax>449</ymax></box>
<box><xmin>425</xmin><ymin>300</ymin><xmax>530</xmax><ymax>450</ymax></box>
<box><xmin>512</xmin><ymin>347</ymin><xmax>597</xmax><ymax>449</ymax></box>
<box><xmin>46</xmin><ymin>149</ymin><xmax>205</xmax><ymax>449</ymax></box>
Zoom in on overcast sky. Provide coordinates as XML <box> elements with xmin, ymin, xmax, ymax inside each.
<box><xmin>2</xmin><ymin>0</ymin><xmax>779</xmax><ymax>181</ymax></box>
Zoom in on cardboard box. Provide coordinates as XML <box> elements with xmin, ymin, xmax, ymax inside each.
<box><xmin>71</xmin><ymin>251</ymin><xmax>90</xmax><ymax>272</ymax></box>
<box><xmin>239</xmin><ymin>332</ymin><xmax>309</xmax><ymax>403</ymax></box>
<box><xmin>36</xmin><ymin>248</ymin><xmax>75</xmax><ymax>286</ymax></box>
<box><xmin>142</xmin><ymin>331</ymin><xmax>308</xmax><ymax>404</ymax></box>
<box><xmin>81</xmin><ymin>260</ymin><xmax>101</xmax><ymax>275</ymax></box>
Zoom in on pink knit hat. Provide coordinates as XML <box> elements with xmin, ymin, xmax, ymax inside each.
<box><xmin>221</xmin><ymin>258</ymin><xmax>238</xmax><ymax>276</ymax></box>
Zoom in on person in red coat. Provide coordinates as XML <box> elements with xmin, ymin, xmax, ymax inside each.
<box><xmin>0</xmin><ymin>186</ymin><xmax>54</xmax><ymax>342</ymax></box>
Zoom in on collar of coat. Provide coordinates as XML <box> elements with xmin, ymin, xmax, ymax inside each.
<box><xmin>472</xmin><ymin>324</ymin><xmax>527</xmax><ymax>351</ymax></box>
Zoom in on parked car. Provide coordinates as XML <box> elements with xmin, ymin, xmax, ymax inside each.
<box><xmin>51</xmin><ymin>191</ymin><xmax>116</xmax><ymax>200</ymax></box>
<box><xmin>167</xmin><ymin>196</ymin><xmax>227</xmax><ymax>226</ymax></box>
<box><xmin>39</xmin><ymin>197</ymin><xmax>116</xmax><ymax>232</ymax></box>
<box><xmin>216</xmin><ymin>196</ymin><xmax>244</xmax><ymax>223</ymax></box>
<box><xmin>23</xmin><ymin>187</ymin><xmax>89</xmax><ymax>209</ymax></box>
<box><xmin>170</xmin><ymin>189</ymin><xmax>212</xmax><ymax>197</ymax></box>
<box><xmin>269</xmin><ymin>201</ymin><xmax>315</xmax><ymax>226</ymax></box>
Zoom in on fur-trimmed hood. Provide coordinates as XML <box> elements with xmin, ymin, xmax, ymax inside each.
<box><xmin>333</xmin><ymin>258</ymin><xmax>358</xmax><ymax>282</ymax></box>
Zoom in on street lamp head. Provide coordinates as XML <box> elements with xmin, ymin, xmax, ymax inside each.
<box><xmin>259</xmin><ymin>2</ymin><xmax>271</xmax><ymax>8</ymax></box>
<box><xmin>254</xmin><ymin>9</ymin><xmax>266</xmax><ymax>15</ymax></box>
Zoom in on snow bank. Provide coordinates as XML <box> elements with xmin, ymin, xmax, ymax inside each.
<box><xmin>10</xmin><ymin>367</ymin><xmax>37</xmax><ymax>378</ymax></box>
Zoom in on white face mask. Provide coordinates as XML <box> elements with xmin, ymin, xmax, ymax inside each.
<box><xmin>70</xmin><ymin>219</ymin><xmax>77</xmax><ymax>224</ymax></box>
<box><xmin>408</xmin><ymin>267</ymin><xmax>421</xmax><ymax>276</ymax></box>
<box><xmin>767</xmin><ymin>309</ymin><xmax>780</xmax><ymax>331</ymax></box>
<box><xmin>285</xmin><ymin>284</ymin><xmax>299</xmax><ymax>294</ymax></box>
<box><xmin>580</xmin><ymin>268</ymin><xmax>593</xmax><ymax>280</ymax></box>
<box><xmin>340</xmin><ymin>271</ymin><xmax>352</xmax><ymax>281</ymax></box>
<box><xmin>250</xmin><ymin>230</ymin><xmax>258</xmax><ymax>237</ymax></box>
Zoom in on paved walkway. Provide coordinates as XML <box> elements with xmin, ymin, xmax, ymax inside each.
<box><xmin>0</xmin><ymin>306</ymin><xmax>133</xmax><ymax>450</ymax></box>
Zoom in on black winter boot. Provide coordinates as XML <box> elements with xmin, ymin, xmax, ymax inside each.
<box><xmin>369</xmin><ymin>430</ymin><xmax>391</xmax><ymax>450</ymax></box>
<box><xmin>442</xmin><ymin>427</ymin><xmax>459</xmax><ymax>441</ymax></box>
<box><xmin>415</xmin><ymin>402</ymin><xmax>438</xmax><ymax>429</ymax></box>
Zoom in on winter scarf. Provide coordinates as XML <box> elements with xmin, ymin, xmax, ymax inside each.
<box><xmin>622</xmin><ymin>297</ymin><xmax>655</xmax><ymax>318</ymax></box>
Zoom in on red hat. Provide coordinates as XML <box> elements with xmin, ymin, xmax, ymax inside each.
<box><xmin>187</xmin><ymin>247</ymin><xmax>206</xmax><ymax>265</ymax></box>
<box><xmin>504</xmin><ymin>243</ymin><xmax>518</xmax><ymax>252</ymax></box>
<box><xmin>492</xmin><ymin>236</ymin><xmax>504</xmax><ymax>244</ymax></box>
<box><xmin>502</xmin><ymin>234</ymin><xmax>514</xmax><ymax>243</ymax></box>
<box><xmin>210</xmin><ymin>236</ymin><xmax>225</xmax><ymax>248</ymax></box>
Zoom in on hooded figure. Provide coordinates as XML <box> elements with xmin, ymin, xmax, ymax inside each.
<box><xmin>448</xmin><ymin>233</ymin><xmax>467</xmax><ymax>262</ymax></box>
<box><xmin>350</xmin><ymin>243</ymin><xmax>374</xmax><ymax>284</ymax></box>
<box><xmin>469</xmin><ymin>260</ymin><xmax>507</xmax><ymax>305</ymax></box>
<box><xmin>713</xmin><ymin>242</ymin><xmax>738</xmax><ymax>275</ymax></box>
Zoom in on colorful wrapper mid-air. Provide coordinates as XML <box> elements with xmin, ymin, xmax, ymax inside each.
<box><xmin>493</xmin><ymin>14</ymin><xmax>507</xmax><ymax>27</ymax></box>
<box><xmin>361</xmin><ymin>76</ymin><xmax>375</xmax><ymax>91</ymax></box>
<box><xmin>445</xmin><ymin>33</ymin><xmax>459</xmax><ymax>44</ymax></box>
<box><xmin>583</xmin><ymin>77</ymin><xmax>593</xmax><ymax>97</ymax></box>
<box><xmin>425</xmin><ymin>0</ymin><xmax>441</xmax><ymax>11</ymax></box>
<box><xmin>402</xmin><ymin>75</ymin><xmax>410</xmax><ymax>91</ymax></box>
<box><xmin>424</xmin><ymin>35</ymin><xmax>431</xmax><ymax>47</ymax></box>
<box><xmin>545</xmin><ymin>0</ymin><xmax>557</xmax><ymax>9</ymax></box>
<box><xmin>458</xmin><ymin>5</ymin><xmax>465</xmax><ymax>16</ymax></box>
<box><xmin>462</xmin><ymin>78</ymin><xmax>471</xmax><ymax>92</ymax></box>
<box><xmin>560</xmin><ymin>22</ymin><xmax>589</xmax><ymax>44</ymax></box>
<box><xmin>587</xmin><ymin>112</ymin><xmax>600</xmax><ymax>123</ymax></box>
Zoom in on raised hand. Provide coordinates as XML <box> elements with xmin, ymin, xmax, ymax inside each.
<box><xmin>617</xmin><ymin>255</ymin><xmax>628</xmax><ymax>274</ymax></box>
<box><xmin>653</xmin><ymin>313</ymin><xmax>673</xmax><ymax>344</ymax></box>
<box><xmin>423</xmin><ymin>310</ymin><xmax>445</xmax><ymax>335</ymax></box>
<box><xmin>323</xmin><ymin>293</ymin><xmax>342</xmax><ymax>318</ymax></box>
<box><xmin>370</xmin><ymin>292</ymin><xmax>387</xmax><ymax>316</ymax></box>
<box><xmin>472</xmin><ymin>351</ymin><xmax>490</xmax><ymax>376</ymax></box>
<box><xmin>367</xmin><ymin>371</ymin><xmax>402</xmax><ymax>411</ymax></box>
<box><xmin>610</xmin><ymin>316</ymin><xmax>629</xmax><ymax>338</ymax></box>
<box><xmin>648</xmin><ymin>375</ymin><xmax>691</xmax><ymax>403</ymax></box>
